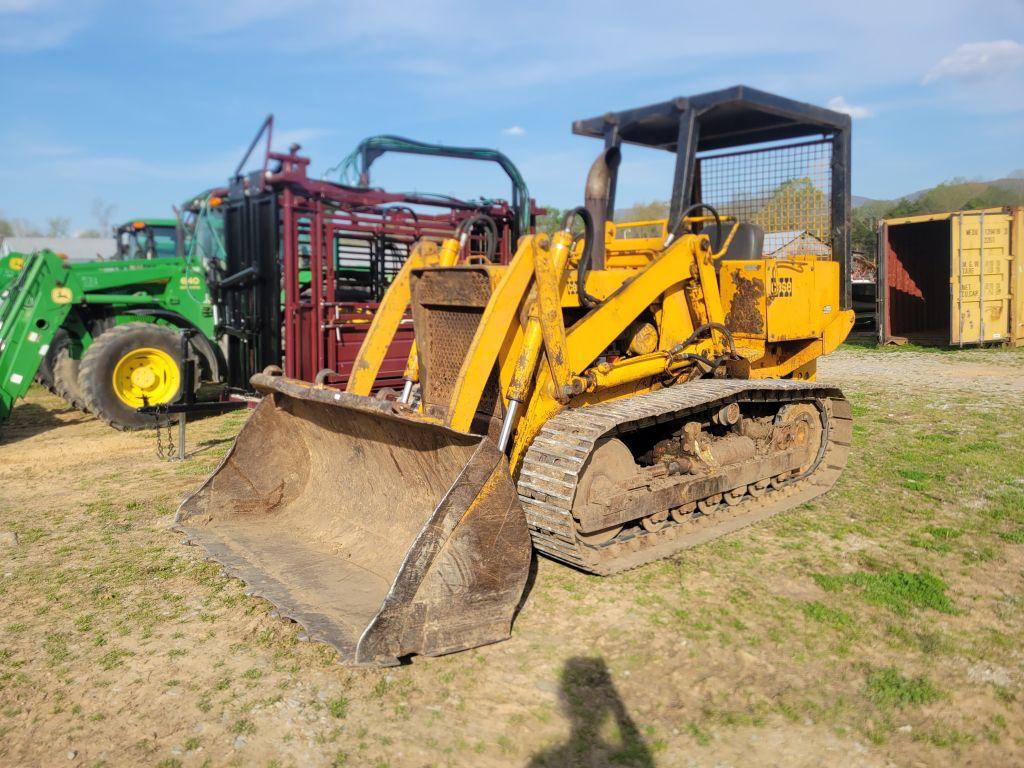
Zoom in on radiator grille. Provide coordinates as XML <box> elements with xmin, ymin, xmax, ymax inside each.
<box><xmin>415</xmin><ymin>269</ymin><xmax>502</xmax><ymax>431</ymax></box>
<box><xmin>423</xmin><ymin>308</ymin><xmax>482</xmax><ymax>409</ymax></box>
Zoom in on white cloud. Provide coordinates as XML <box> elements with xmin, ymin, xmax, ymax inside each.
<box><xmin>149</xmin><ymin>0</ymin><xmax>1024</xmax><ymax>109</ymax></box>
<box><xmin>827</xmin><ymin>96</ymin><xmax>872</xmax><ymax>118</ymax></box>
<box><xmin>0</xmin><ymin>0</ymin><xmax>44</xmax><ymax>11</ymax></box>
<box><xmin>0</xmin><ymin>0</ymin><xmax>95</xmax><ymax>52</ymax></box>
<box><xmin>923</xmin><ymin>40</ymin><xmax>1024</xmax><ymax>84</ymax></box>
<box><xmin>153</xmin><ymin>1</ymin><xmax>938</xmax><ymax>93</ymax></box>
<box><xmin>272</xmin><ymin>128</ymin><xmax>333</xmax><ymax>151</ymax></box>
<box><xmin>502</xmin><ymin>126</ymin><xmax>526</xmax><ymax>137</ymax></box>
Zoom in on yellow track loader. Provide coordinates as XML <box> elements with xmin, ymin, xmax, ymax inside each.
<box><xmin>177</xmin><ymin>87</ymin><xmax>855</xmax><ymax>666</ymax></box>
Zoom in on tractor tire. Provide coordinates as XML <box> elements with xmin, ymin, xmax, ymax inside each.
<box><xmin>35</xmin><ymin>333</ymin><xmax>59</xmax><ymax>391</ymax></box>
<box><xmin>52</xmin><ymin>332</ymin><xmax>89</xmax><ymax>412</ymax></box>
<box><xmin>79</xmin><ymin>323</ymin><xmax>183</xmax><ymax>431</ymax></box>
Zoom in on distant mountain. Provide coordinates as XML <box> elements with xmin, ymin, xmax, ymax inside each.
<box><xmin>859</xmin><ymin>175</ymin><xmax>1024</xmax><ymax>210</ymax></box>
<box><xmin>850</xmin><ymin>174</ymin><xmax>1024</xmax><ymax>259</ymax></box>
<box><xmin>559</xmin><ymin>175</ymin><xmax>1023</xmax><ymax>258</ymax></box>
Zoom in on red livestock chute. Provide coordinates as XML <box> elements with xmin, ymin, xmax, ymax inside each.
<box><xmin>215</xmin><ymin>118</ymin><xmax>539</xmax><ymax>393</ymax></box>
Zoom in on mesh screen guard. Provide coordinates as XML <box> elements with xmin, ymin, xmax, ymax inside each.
<box><xmin>697</xmin><ymin>139</ymin><xmax>833</xmax><ymax>255</ymax></box>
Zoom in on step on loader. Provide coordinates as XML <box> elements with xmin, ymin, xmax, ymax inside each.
<box><xmin>177</xmin><ymin>87</ymin><xmax>856</xmax><ymax>666</ymax></box>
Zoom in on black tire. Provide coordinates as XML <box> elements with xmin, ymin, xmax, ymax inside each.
<box><xmin>35</xmin><ymin>329</ymin><xmax>63</xmax><ymax>391</ymax></box>
<box><xmin>52</xmin><ymin>332</ymin><xmax>89</xmax><ymax>412</ymax></box>
<box><xmin>51</xmin><ymin>318</ymin><xmax>114</xmax><ymax>413</ymax></box>
<box><xmin>79</xmin><ymin>323</ymin><xmax>183</xmax><ymax>431</ymax></box>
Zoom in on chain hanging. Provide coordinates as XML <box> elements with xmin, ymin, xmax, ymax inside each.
<box><xmin>154</xmin><ymin>413</ymin><xmax>175</xmax><ymax>459</ymax></box>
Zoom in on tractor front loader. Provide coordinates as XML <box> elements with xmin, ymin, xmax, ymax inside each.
<box><xmin>178</xmin><ymin>87</ymin><xmax>856</xmax><ymax>666</ymax></box>
<box><xmin>0</xmin><ymin>246</ymin><xmax>217</xmax><ymax>427</ymax></box>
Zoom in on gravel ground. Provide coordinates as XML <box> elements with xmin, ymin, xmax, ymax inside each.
<box><xmin>820</xmin><ymin>345</ymin><xmax>1024</xmax><ymax>399</ymax></box>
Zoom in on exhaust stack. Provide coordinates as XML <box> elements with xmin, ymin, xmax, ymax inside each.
<box><xmin>583</xmin><ymin>145</ymin><xmax>620</xmax><ymax>270</ymax></box>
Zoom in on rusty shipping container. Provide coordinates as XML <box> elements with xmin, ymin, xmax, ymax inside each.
<box><xmin>878</xmin><ymin>207</ymin><xmax>1024</xmax><ymax>347</ymax></box>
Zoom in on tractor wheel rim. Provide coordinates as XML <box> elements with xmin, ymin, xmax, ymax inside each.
<box><xmin>111</xmin><ymin>347</ymin><xmax>179</xmax><ymax>407</ymax></box>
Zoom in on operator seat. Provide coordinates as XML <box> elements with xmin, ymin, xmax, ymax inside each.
<box><xmin>702</xmin><ymin>222</ymin><xmax>765</xmax><ymax>268</ymax></box>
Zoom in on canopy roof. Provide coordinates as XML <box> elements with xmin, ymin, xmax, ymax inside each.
<box><xmin>572</xmin><ymin>85</ymin><xmax>850</xmax><ymax>153</ymax></box>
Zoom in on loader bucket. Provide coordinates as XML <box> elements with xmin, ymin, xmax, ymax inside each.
<box><xmin>175</xmin><ymin>374</ymin><xmax>532</xmax><ymax>667</ymax></box>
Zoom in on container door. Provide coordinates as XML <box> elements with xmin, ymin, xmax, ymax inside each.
<box><xmin>950</xmin><ymin>211</ymin><xmax>1013</xmax><ymax>345</ymax></box>
<box><xmin>1013</xmin><ymin>208</ymin><xmax>1024</xmax><ymax>347</ymax></box>
<box><xmin>877</xmin><ymin>222</ymin><xmax>888</xmax><ymax>344</ymax></box>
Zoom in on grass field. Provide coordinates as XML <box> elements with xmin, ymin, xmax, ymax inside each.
<box><xmin>1</xmin><ymin>346</ymin><xmax>1022</xmax><ymax>767</ymax></box>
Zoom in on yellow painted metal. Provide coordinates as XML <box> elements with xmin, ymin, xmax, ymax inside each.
<box><xmin>497</xmin><ymin>236</ymin><xmax>716</xmax><ymax>464</ymax></box>
<box><xmin>111</xmin><ymin>346</ymin><xmax>180</xmax><ymax>407</ymax></box>
<box><xmin>506</xmin><ymin>301</ymin><xmax>545</xmax><ymax>404</ymax></box>
<box><xmin>719</xmin><ymin>256</ymin><xmax>850</xmax><ymax>345</ymax></box>
<box><xmin>881</xmin><ymin>206</ymin><xmax>1023</xmax><ymax>347</ymax></box>
<box><xmin>437</xmin><ymin>236</ymin><xmax>462</xmax><ymax>267</ymax></box>
<box><xmin>951</xmin><ymin>209</ymin><xmax>1014</xmax><ymax>345</ymax></box>
<box><xmin>352</xmin><ymin>213</ymin><xmax>850</xmax><ymax>470</ymax></box>
<box><xmin>446</xmin><ymin>242</ymin><xmax>535</xmax><ymax>431</ymax></box>
<box><xmin>583</xmin><ymin>353</ymin><xmax>670</xmax><ymax>391</ymax></box>
<box><xmin>533</xmin><ymin>231</ymin><xmax>575</xmax><ymax>398</ymax></box>
<box><xmin>346</xmin><ymin>240</ymin><xmax>437</xmax><ymax>395</ymax></box>
<box><xmin>656</xmin><ymin>282</ymin><xmax>696</xmax><ymax>351</ymax></box>
<box><xmin>694</xmin><ymin>240</ymin><xmax>726</xmax><ymax>325</ymax></box>
<box><xmin>1014</xmin><ymin>208</ymin><xmax>1024</xmax><ymax>346</ymax></box>
<box><xmin>562</xmin><ymin>237</ymin><xmax>709</xmax><ymax>375</ymax></box>
<box><xmin>401</xmin><ymin>237</ymin><xmax>465</xmax><ymax>384</ymax></box>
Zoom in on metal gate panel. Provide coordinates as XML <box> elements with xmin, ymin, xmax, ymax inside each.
<box><xmin>219</xmin><ymin>191</ymin><xmax>281</xmax><ymax>388</ymax></box>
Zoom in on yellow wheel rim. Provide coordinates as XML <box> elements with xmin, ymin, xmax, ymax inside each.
<box><xmin>111</xmin><ymin>347</ymin><xmax>179</xmax><ymax>407</ymax></box>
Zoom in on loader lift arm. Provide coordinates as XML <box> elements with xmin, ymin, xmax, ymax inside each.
<box><xmin>0</xmin><ymin>251</ymin><xmax>75</xmax><ymax>421</ymax></box>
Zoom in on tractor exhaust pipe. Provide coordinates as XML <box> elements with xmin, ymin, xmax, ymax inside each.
<box><xmin>584</xmin><ymin>145</ymin><xmax>620</xmax><ymax>270</ymax></box>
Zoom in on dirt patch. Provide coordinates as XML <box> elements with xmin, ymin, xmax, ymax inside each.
<box><xmin>1</xmin><ymin>347</ymin><xmax>1023</xmax><ymax>766</ymax></box>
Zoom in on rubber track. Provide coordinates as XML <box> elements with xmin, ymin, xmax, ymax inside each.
<box><xmin>517</xmin><ymin>379</ymin><xmax>852</xmax><ymax>575</ymax></box>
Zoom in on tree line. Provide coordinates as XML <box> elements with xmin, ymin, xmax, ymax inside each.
<box><xmin>0</xmin><ymin>199</ymin><xmax>117</xmax><ymax>240</ymax></box>
<box><xmin>539</xmin><ymin>174</ymin><xmax>1024</xmax><ymax>266</ymax></box>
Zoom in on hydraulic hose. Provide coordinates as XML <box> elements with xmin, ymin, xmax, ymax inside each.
<box><xmin>325</xmin><ymin>135</ymin><xmax>532</xmax><ymax>235</ymax></box>
<box><xmin>666</xmin><ymin>202</ymin><xmax>722</xmax><ymax>248</ymax></box>
<box><xmin>561</xmin><ymin>207</ymin><xmax>599</xmax><ymax>308</ymax></box>
<box><xmin>456</xmin><ymin>214</ymin><xmax>499</xmax><ymax>263</ymax></box>
<box><xmin>384</xmin><ymin>205</ymin><xmax>419</xmax><ymax>225</ymax></box>
<box><xmin>667</xmin><ymin>322</ymin><xmax>738</xmax><ymax>359</ymax></box>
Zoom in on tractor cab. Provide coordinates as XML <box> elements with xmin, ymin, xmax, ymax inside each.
<box><xmin>179</xmin><ymin>191</ymin><xmax>228</xmax><ymax>268</ymax></box>
<box><xmin>114</xmin><ymin>218</ymin><xmax>180</xmax><ymax>260</ymax></box>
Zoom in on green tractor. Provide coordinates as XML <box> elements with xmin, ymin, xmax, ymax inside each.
<box><xmin>0</xmin><ymin>203</ymin><xmax>226</xmax><ymax>429</ymax></box>
<box><xmin>1</xmin><ymin>217</ymin><xmax>183</xmax><ymax>297</ymax></box>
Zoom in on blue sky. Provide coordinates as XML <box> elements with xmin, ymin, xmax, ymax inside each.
<box><xmin>1</xmin><ymin>0</ymin><xmax>1023</xmax><ymax>232</ymax></box>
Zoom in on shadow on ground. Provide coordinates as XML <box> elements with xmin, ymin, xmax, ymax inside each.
<box><xmin>0</xmin><ymin>402</ymin><xmax>86</xmax><ymax>443</ymax></box>
<box><xmin>529</xmin><ymin>657</ymin><xmax>654</xmax><ymax>768</ymax></box>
